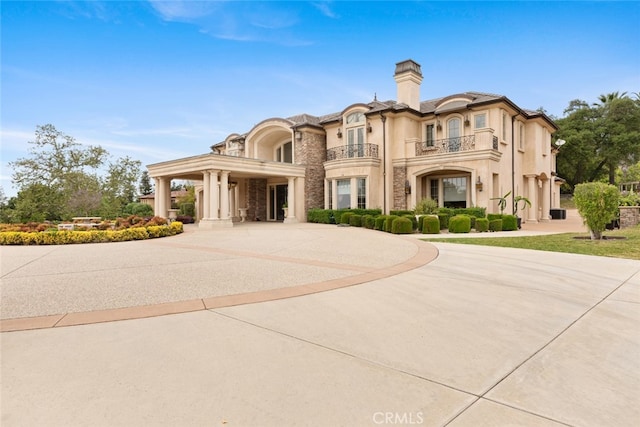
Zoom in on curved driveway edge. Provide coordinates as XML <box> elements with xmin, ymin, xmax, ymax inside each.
<box><xmin>1</xmin><ymin>225</ymin><xmax>438</xmax><ymax>332</ymax></box>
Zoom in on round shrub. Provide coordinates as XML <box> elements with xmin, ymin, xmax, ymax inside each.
<box><xmin>437</xmin><ymin>213</ymin><xmax>449</xmax><ymax>230</ymax></box>
<box><xmin>501</xmin><ymin>214</ymin><xmax>518</xmax><ymax>231</ymax></box>
<box><xmin>448</xmin><ymin>215</ymin><xmax>471</xmax><ymax>233</ymax></box>
<box><xmin>374</xmin><ymin>215</ymin><xmax>389</xmax><ymax>231</ymax></box>
<box><xmin>475</xmin><ymin>217</ymin><xmax>489</xmax><ymax>232</ymax></box>
<box><xmin>340</xmin><ymin>212</ymin><xmax>354</xmax><ymax>224</ymax></box>
<box><xmin>349</xmin><ymin>214</ymin><xmax>363</xmax><ymax>227</ymax></box>
<box><xmin>391</xmin><ymin>217</ymin><xmax>413</xmax><ymax>234</ymax></box>
<box><xmin>384</xmin><ymin>215</ymin><xmax>399</xmax><ymax>232</ymax></box>
<box><xmin>363</xmin><ymin>215</ymin><xmax>376</xmax><ymax>229</ymax></box>
<box><xmin>421</xmin><ymin>215</ymin><xmax>440</xmax><ymax>234</ymax></box>
<box><xmin>489</xmin><ymin>219</ymin><xmax>503</xmax><ymax>232</ymax></box>
<box><xmin>403</xmin><ymin>214</ymin><xmax>418</xmax><ymax>231</ymax></box>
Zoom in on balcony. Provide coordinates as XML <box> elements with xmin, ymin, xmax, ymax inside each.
<box><xmin>326</xmin><ymin>143</ymin><xmax>379</xmax><ymax>161</ymax></box>
<box><xmin>416</xmin><ymin>135</ymin><xmax>475</xmax><ymax>156</ymax></box>
<box><xmin>414</xmin><ymin>135</ymin><xmax>499</xmax><ymax>156</ymax></box>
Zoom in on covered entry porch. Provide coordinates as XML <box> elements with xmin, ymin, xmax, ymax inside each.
<box><xmin>147</xmin><ymin>153</ymin><xmax>305</xmax><ymax>228</ymax></box>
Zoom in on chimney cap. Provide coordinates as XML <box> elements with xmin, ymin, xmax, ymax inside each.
<box><xmin>395</xmin><ymin>59</ymin><xmax>422</xmax><ymax>77</ymax></box>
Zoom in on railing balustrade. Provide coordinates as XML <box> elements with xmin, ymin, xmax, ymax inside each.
<box><xmin>326</xmin><ymin>143</ymin><xmax>379</xmax><ymax>161</ymax></box>
<box><xmin>415</xmin><ymin>135</ymin><xmax>476</xmax><ymax>156</ymax></box>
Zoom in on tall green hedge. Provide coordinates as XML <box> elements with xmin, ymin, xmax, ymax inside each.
<box><xmin>384</xmin><ymin>215</ymin><xmax>399</xmax><ymax>232</ymax></box>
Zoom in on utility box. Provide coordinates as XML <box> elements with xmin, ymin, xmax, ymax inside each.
<box><xmin>550</xmin><ymin>209</ymin><xmax>566</xmax><ymax>220</ymax></box>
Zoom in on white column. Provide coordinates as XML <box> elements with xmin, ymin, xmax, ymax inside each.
<box><xmin>332</xmin><ymin>179</ymin><xmax>338</xmax><ymax>210</ymax></box>
<box><xmin>233</xmin><ymin>184</ymin><xmax>239</xmax><ymax>219</ymax></box>
<box><xmin>284</xmin><ymin>176</ymin><xmax>297</xmax><ymax>223</ymax></box>
<box><xmin>541</xmin><ymin>178</ymin><xmax>551</xmax><ymax>222</ymax></box>
<box><xmin>220</xmin><ymin>171</ymin><xmax>230</xmax><ymax>220</ymax></box>
<box><xmin>202</xmin><ymin>171</ymin><xmax>210</xmax><ymax>219</ymax></box>
<box><xmin>527</xmin><ymin>175</ymin><xmax>537</xmax><ymax>223</ymax></box>
<box><xmin>210</xmin><ymin>170</ymin><xmax>219</xmax><ymax>220</ymax></box>
<box><xmin>350</xmin><ymin>177</ymin><xmax>357</xmax><ymax>209</ymax></box>
<box><xmin>157</xmin><ymin>178</ymin><xmax>168</xmax><ymax>219</ymax></box>
<box><xmin>324</xmin><ymin>179</ymin><xmax>330</xmax><ymax>210</ymax></box>
<box><xmin>153</xmin><ymin>177</ymin><xmax>160</xmax><ymax>215</ymax></box>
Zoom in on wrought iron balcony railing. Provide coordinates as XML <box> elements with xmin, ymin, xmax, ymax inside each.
<box><xmin>415</xmin><ymin>135</ymin><xmax>476</xmax><ymax>156</ymax></box>
<box><xmin>326</xmin><ymin>143</ymin><xmax>379</xmax><ymax>161</ymax></box>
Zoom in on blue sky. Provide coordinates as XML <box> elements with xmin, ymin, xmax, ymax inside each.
<box><xmin>2</xmin><ymin>1</ymin><xmax>639</xmax><ymax>197</ymax></box>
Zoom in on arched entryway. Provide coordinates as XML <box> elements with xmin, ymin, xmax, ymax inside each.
<box><xmin>415</xmin><ymin>168</ymin><xmax>473</xmax><ymax>208</ymax></box>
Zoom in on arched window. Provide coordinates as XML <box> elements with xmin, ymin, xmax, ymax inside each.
<box><xmin>448</xmin><ymin>118</ymin><xmax>461</xmax><ymax>152</ymax></box>
<box><xmin>345</xmin><ymin>112</ymin><xmax>365</xmax><ymax>157</ymax></box>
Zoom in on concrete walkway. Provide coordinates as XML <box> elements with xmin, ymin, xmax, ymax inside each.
<box><xmin>1</xmin><ymin>212</ymin><xmax>639</xmax><ymax>426</ymax></box>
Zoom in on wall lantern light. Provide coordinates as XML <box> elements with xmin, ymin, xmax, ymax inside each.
<box><xmin>464</xmin><ymin>115</ymin><xmax>470</xmax><ymax>127</ymax></box>
<box><xmin>476</xmin><ymin>176</ymin><xmax>483</xmax><ymax>192</ymax></box>
<box><xmin>337</xmin><ymin>129</ymin><xmax>343</xmax><ymax>138</ymax></box>
<box><xmin>367</xmin><ymin>123</ymin><xmax>372</xmax><ymax>133</ymax></box>
<box><xmin>436</xmin><ymin>120</ymin><xmax>442</xmax><ymax>131</ymax></box>
<box><xmin>404</xmin><ymin>180</ymin><xmax>411</xmax><ymax>195</ymax></box>
<box><xmin>295</xmin><ymin>131</ymin><xmax>302</xmax><ymax>140</ymax></box>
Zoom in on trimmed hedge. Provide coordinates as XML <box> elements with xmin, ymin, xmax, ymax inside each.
<box><xmin>501</xmin><ymin>214</ymin><xmax>518</xmax><ymax>231</ymax></box>
<box><xmin>307</xmin><ymin>209</ymin><xmax>382</xmax><ymax>224</ymax></box>
<box><xmin>489</xmin><ymin>219</ymin><xmax>503</xmax><ymax>232</ymax></box>
<box><xmin>421</xmin><ymin>215</ymin><xmax>440</xmax><ymax>234</ymax></box>
<box><xmin>403</xmin><ymin>214</ymin><xmax>418</xmax><ymax>231</ymax></box>
<box><xmin>437</xmin><ymin>213</ymin><xmax>450</xmax><ymax>230</ymax></box>
<box><xmin>384</xmin><ymin>215</ymin><xmax>399</xmax><ymax>232</ymax></box>
<box><xmin>0</xmin><ymin>222</ymin><xmax>184</xmax><ymax>245</ymax></box>
<box><xmin>390</xmin><ymin>209</ymin><xmax>414</xmax><ymax>216</ymax></box>
<box><xmin>374</xmin><ymin>215</ymin><xmax>389</xmax><ymax>231</ymax></box>
<box><xmin>449</xmin><ymin>215</ymin><xmax>471</xmax><ymax>233</ymax></box>
<box><xmin>391</xmin><ymin>217</ymin><xmax>413</xmax><ymax>234</ymax></box>
<box><xmin>349</xmin><ymin>214</ymin><xmax>363</xmax><ymax>227</ymax></box>
<box><xmin>475</xmin><ymin>217</ymin><xmax>489</xmax><ymax>232</ymax></box>
<box><xmin>307</xmin><ymin>209</ymin><xmax>333</xmax><ymax>224</ymax></box>
<box><xmin>487</xmin><ymin>213</ymin><xmax>503</xmax><ymax>222</ymax></box>
<box><xmin>340</xmin><ymin>212</ymin><xmax>354</xmax><ymax>224</ymax></box>
<box><xmin>363</xmin><ymin>215</ymin><xmax>376</xmax><ymax>229</ymax></box>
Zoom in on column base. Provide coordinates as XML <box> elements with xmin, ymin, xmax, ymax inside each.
<box><xmin>199</xmin><ymin>218</ymin><xmax>234</xmax><ymax>228</ymax></box>
<box><xmin>283</xmin><ymin>217</ymin><xmax>298</xmax><ymax>224</ymax></box>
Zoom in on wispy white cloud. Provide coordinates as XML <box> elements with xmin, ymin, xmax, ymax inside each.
<box><xmin>311</xmin><ymin>1</ymin><xmax>338</xmax><ymax>19</ymax></box>
<box><xmin>147</xmin><ymin>0</ymin><xmax>314</xmax><ymax>46</ymax></box>
<box><xmin>147</xmin><ymin>0</ymin><xmax>223</xmax><ymax>21</ymax></box>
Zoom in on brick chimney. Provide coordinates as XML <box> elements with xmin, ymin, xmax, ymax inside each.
<box><xmin>394</xmin><ymin>59</ymin><xmax>423</xmax><ymax>110</ymax></box>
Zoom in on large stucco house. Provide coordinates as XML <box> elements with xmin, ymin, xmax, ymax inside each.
<box><xmin>147</xmin><ymin>59</ymin><xmax>561</xmax><ymax>228</ymax></box>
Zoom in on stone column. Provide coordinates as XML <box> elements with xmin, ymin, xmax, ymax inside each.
<box><xmin>324</xmin><ymin>179</ymin><xmax>330</xmax><ymax>210</ymax></box>
<box><xmin>157</xmin><ymin>177</ymin><xmax>168</xmax><ymax>219</ymax></box>
<box><xmin>284</xmin><ymin>176</ymin><xmax>297</xmax><ymax>223</ymax></box>
<box><xmin>154</xmin><ymin>177</ymin><xmax>160</xmax><ymax>216</ymax></box>
<box><xmin>220</xmin><ymin>171</ymin><xmax>230</xmax><ymax>220</ymax></box>
<box><xmin>541</xmin><ymin>177</ymin><xmax>550</xmax><ymax>222</ymax></box>
<box><xmin>526</xmin><ymin>175</ymin><xmax>538</xmax><ymax>223</ymax></box>
<box><xmin>210</xmin><ymin>170</ymin><xmax>219</xmax><ymax>220</ymax></box>
<box><xmin>202</xmin><ymin>171</ymin><xmax>210</xmax><ymax>219</ymax></box>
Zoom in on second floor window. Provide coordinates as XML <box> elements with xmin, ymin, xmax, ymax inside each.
<box><xmin>346</xmin><ymin>111</ymin><xmax>365</xmax><ymax>157</ymax></box>
<box><xmin>275</xmin><ymin>141</ymin><xmax>292</xmax><ymax>163</ymax></box>
<box><xmin>448</xmin><ymin>118</ymin><xmax>461</xmax><ymax>152</ymax></box>
<box><xmin>426</xmin><ymin>124</ymin><xmax>435</xmax><ymax>147</ymax></box>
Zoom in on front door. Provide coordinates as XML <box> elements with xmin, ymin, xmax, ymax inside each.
<box><xmin>269</xmin><ymin>184</ymin><xmax>288</xmax><ymax>221</ymax></box>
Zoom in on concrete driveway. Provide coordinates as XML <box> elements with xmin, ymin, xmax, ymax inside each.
<box><xmin>1</xmin><ymin>215</ymin><xmax>639</xmax><ymax>426</ymax></box>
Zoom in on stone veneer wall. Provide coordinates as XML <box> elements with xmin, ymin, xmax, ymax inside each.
<box><xmin>619</xmin><ymin>206</ymin><xmax>640</xmax><ymax>229</ymax></box>
<box><xmin>248</xmin><ymin>178</ymin><xmax>267</xmax><ymax>221</ymax></box>
<box><xmin>393</xmin><ymin>166</ymin><xmax>407</xmax><ymax>210</ymax></box>
<box><xmin>295</xmin><ymin>131</ymin><xmax>326</xmax><ymax>218</ymax></box>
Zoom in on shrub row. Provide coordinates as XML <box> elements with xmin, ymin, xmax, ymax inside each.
<box><xmin>0</xmin><ymin>222</ymin><xmax>183</xmax><ymax>245</ymax></box>
<box><xmin>308</xmin><ymin>209</ymin><xmax>520</xmax><ymax>235</ymax></box>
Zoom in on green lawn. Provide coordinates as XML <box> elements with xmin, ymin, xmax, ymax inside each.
<box><xmin>424</xmin><ymin>226</ymin><xmax>640</xmax><ymax>260</ymax></box>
